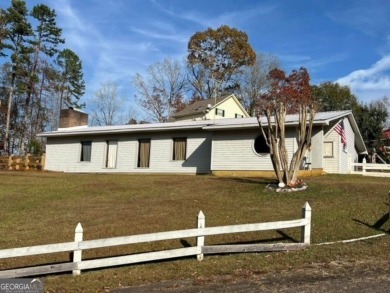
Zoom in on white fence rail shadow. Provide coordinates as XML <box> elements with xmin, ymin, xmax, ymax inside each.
<box><xmin>350</xmin><ymin>158</ymin><xmax>390</xmax><ymax>178</ymax></box>
<box><xmin>0</xmin><ymin>202</ymin><xmax>311</xmax><ymax>278</ymax></box>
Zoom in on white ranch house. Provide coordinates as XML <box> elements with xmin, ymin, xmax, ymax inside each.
<box><xmin>39</xmin><ymin>109</ymin><xmax>367</xmax><ymax>176</ymax></box>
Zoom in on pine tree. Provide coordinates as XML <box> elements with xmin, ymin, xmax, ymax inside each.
<box><xmin>20</xmin><ymin>4</ymin><xmax>64</xmax><ymax>154</ymax></box>
<box><xmin>55</xmin><ymin>48</ymin><xmax>85</xmax><ymax>109</ymax></box>
<box><xmin>2</xmin><ymin>0</ymin><xmax>33</xmax><ymax>155</ymax></box>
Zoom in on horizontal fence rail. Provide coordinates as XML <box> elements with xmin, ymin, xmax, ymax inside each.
<box><xmin>0</xmin><ymin>202</ymin><xmax>311</xmax><ymax>278</ymax></box>
<box><xmin>351</xmin><ymin>162</ymin><xmax>390</xmax><ymax>177</ymax></box>
<box><xmin>0</xmin><ymin>154</ymin><xmax>45</xmax><ymax>171</ymax></box>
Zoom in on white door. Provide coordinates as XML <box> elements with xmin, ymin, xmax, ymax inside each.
<box><xmin>106</xmin><ymin>141</ymin><xmax>118</xmax><ymax>168</ymax></box>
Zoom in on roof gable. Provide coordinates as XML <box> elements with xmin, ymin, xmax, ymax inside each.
<box><xmin>173</xmin><ymin>94</ymin><xmax>249</xmax><ymax>119</ymax></box>
<box><xmin>172</xmin><ymin>96</ymin><xmax>227</xmax><ymax>118</ymax></box>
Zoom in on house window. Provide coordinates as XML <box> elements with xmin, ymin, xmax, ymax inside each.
<box><xmin>324</xmin><ymin>141</ymin><xmax>333</xmax><ymax>157</ymax></box>
<box><xmin>215</xmin><ymin>108</ymin><xmax>225</xmax><ymax>117</ymax></box>
<box><xmin>235</xmin><ymin>113</ymin><xmax>244</xmax><ymax>118</ymax></box>
<box><xmin>254</xmin><ymin>135</ymin><xmax>270</xmax><ymax>154</ymax></box>
<box><xmin>137</xmin><ymin>139</ymin><xmax>151</xmax><ymax>168</ymax></box>
<box><xmin>80</xmin><ymin>141</ymin><xmax>92</xmax><ymax>162</ymax></box>
<box><xmin>173</xmin><ymin>137</ymin><xmax>187</xmax><ymax>161</ymax></box>
<box><xmin>105</xmin><ymin>140</ymin><xmax>118</xmax><ymax>168</ymax></box>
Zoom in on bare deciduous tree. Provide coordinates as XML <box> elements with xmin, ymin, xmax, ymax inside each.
<box><xmin>132</xmin><ymin>58</ymin><xmax>187</xmax><ymax>122</ymax></box>
<box><xmin>239</xmin><ymin>52</ymin><xmax>280</xmax><ymax>116</ymax></box>
<box><xmin>90</xmin><ymin>82</ymin><xmax>129</xmax><ymax>126</ymax></box>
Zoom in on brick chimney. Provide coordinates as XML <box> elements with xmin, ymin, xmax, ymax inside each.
<box><xmin>59</xmin><ymin>108</ymin><xmax>88</xmax><ymax>129</ymax></box>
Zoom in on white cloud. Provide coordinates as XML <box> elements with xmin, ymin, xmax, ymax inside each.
<box><xmin>280</xmin><ymin>52</ymin><xmax>348</xmax><ymax>75</ymax></box>
<box><xmin>52</xmin><ymin>0</ymin><xmax>164</xmax><ymax>102</ymax></box>
<box><xmin>326</xmin><ymin>2</ymin><xmax>390</xmax><ymax>38</ymax></box>
<box><xmin>337</xmin><ymin>55</ymin><xmax>390</xmax><ymax>87</ymax></box>
<box><xmin>129</xmin><ymin>27</ymin><xmax>188</xmax><ymax>44</ymax></box>
<box><xmin>337</xmin><ymin>55</ymin><xmax>390</xmax><ymax>102</ymax></box>
<box><xmin>53</xmin><ymin>1</ymin><xmax>101</xmax><ymax>59</ymax></box>
<box><xmin>151</xmin><ymin>0</ymin><xmax>278</xmax><ymax>29</ymax></box>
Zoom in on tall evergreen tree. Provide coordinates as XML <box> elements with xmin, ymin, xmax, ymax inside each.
<box><xmin>0</xmin><ymin>1</ymin><xmax>85</xmax><ymax>154</ymax></box>
<box><xmin>20</xmin><ymin>4</ymin><xmax>64</xmax><ymax>154</ymax></box>
<box><xmin>0</xmin><ymin>8</ymin><xmax>7</xmax><ymax>58</ymax></box>
<box><xmin>2</xmin><ymin>0</ymin><xmax>33</xmax><ymax>154</ymax></box>
<box><xmin>357</xmin><ymin>98</ymin><xmax>389</xmax><ymax>147</ymax></box>
<box><xmin>55</xmin><ymin>48</ymin><xmax>85</xmax><ymax>109</ymax></box>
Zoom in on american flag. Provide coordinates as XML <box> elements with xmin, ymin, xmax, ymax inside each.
<box><xmin>335</xmin><ymin>120</ymin><xmax>347</xmax><ymax>146</ymax></box>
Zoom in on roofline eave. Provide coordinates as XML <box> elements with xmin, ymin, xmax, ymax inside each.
<box><xmin>37</xmin><ymin>125</ymin><xmax>208</xmax><ymax>138</ymax></box>
<box><xmin>203</xmin><ymin>120</ymin><xmax>329</xmax><ymax>131</ymax></box>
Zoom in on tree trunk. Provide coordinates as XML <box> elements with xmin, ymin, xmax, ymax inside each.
<box><xmin>4</xmin><ymin>73</ymin><xmax>16</xmax><ymax>155</ymax></box>
<box><xmin>289</xmin><ymin>106</ymin><xmax>316</xmax><ymax>184</ymax></box>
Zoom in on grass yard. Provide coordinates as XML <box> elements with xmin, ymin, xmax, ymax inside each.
<box><xmin>0</xmin><ymin>171</ymin><xmax>389</xmax><ymax>292</ymax></box>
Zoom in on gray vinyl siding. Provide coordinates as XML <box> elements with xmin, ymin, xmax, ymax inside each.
<box><xmin>45</xmin><ymin>131</ymin><xmax>211</xmax><ymax>174</ymax></box>
<box><xmin>310</xmin><ymin>127</ymin><xmax>323</xmax><ymax>169</ymax></box>
<box><xmin>340</xmin><ymin>117</ymin><xmax>358</xmax><ymax>173</ymax></box>
<box><xmin>323</xmin><ymin>117</ymin><xmax>357</xmax><ymax>174</ymax></box>
<box><xmin>323</xmin><ymin>129</ymin><xmax>340</xmax><ymax>174</ymax></box>
<box><xmin>46</xmin><ymin>138</ymin><xmax>80</xmax><ymax>172</ymax></box>
<box><xmin>211</xmin><ymin>129</ymin><xmax>296</xmax><ymax>171</ymax></box>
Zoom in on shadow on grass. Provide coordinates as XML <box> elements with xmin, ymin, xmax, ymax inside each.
<box><xmin>180</xmin><ymin>229</ymin><xmax>299</xmax><ymax>248</ymax></box>
<box><xmin>211</xmin><ymin>177</ymin><xmax>277</xmax><ymax>185</ymax></box>
<box><xmin>353</xmin><ymin>213</ymin><xmax>390</xmax><ymax>233</ymax></box>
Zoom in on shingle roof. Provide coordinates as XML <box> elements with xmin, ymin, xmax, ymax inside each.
<box><xmin>172</xmin><ymin>95</ymin><xmax>230</xmax><ymax>118</ymax></box>
<box><xmin>39</xmin><ymin>110</ymin><xmax>352</xmax><ymax>137</ymax></box>
<box><xmin>39</xmin><ymin>119</ymin><xmax>212</xmax><ymax>137</ymax></box>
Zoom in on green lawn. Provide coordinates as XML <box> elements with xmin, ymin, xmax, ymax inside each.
<box><xmin>0</xmin><ymin>172</ymin><xmax>389</xmax><ymax>292</ymax></box>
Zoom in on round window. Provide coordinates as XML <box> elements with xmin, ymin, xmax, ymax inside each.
<box><xmin>254</xmin><ymin>135</ymin><xmax>270</xmax><ymax>154</ymax></box>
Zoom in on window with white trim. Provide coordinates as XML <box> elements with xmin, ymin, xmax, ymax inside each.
<box><xmin>137</xmin><ymin>139</ymin><xmax>151</xmax><ymax>168</ymax></box>
<box><xmin>215</xmin><ymin>108</ymin><xmax>225</xmax><ymax>117</ymax></box>
<box><xmin>80</xmin><ymin>141</ymin><xmax>92</xmax><ymax>162</ymax></box>
<box><xmin>323</xmin><ymin>141</ymin><xmax>333</xmax><ymax>157</ymax></box>
<box><xmin>172</xmin><ymin>137</ymin><xmax>187</xmax><ymax>161</ymax></box>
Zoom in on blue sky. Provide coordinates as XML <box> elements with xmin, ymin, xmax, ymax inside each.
<box><xmin>3</xmin><ymin>0</ymin><xmax>390</xmax><ymax>112</ymax></box>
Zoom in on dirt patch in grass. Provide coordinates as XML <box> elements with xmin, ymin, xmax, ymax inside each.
<box><xmin>112</xmin><ymin>259</ymin><xmax>390</xmax><ymax>293</ymax></box>
<box><xmin>0</xmin><ymin>171</ymin><xmax>389</xmax><ymax>292</ymax></box>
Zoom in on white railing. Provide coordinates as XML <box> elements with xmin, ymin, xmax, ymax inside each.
<box><xmin>0</xmin><ymin>202</ymin><xmax>311</xmax><ymax>278</ymax></box>
<box><xmin>350</xmin><ymin>158</ymin><xmax>390</xmax><ymax>177</ymax></box>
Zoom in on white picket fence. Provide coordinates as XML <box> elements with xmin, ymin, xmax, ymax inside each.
<box><xmin>350</xmin><ymin>158</ymin><xmax>390</xmax><ymax>177</ymax></box>
<box><xmin>0</xmin><ymin>203</ymin><xmax>311</xmax><ymax>278</ymax></box>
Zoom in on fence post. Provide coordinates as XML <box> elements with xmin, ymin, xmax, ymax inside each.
<box><xmin>8</xmin><ymin>155</ymin><xmax>13</xmax><ymax>170</ymax></box>
<box><xmin>197</xmin><ymin>211</ymin><xmax>205</xmax><ymax>261</ymax></box>
<box><xmin>24</xmin><ymin>154</ymin><xmax>30</xmax><ymax>171</ymax></box>
<box><xmin>362</xmin><ymin>157</ymin><xmax>366</xmax><ymax>173</ymax></box>
<box><xmin>301</xmin><ymin>202</ymin><xmax>311</xmax><ymax>245</ymax></box>
<box><xmin>348</xmin><ymin>156</ymin><xmax>352</xmax><ymax>173</ymax></box>
<box><xmin>40</xmin><ymin>153</ymin><xmax>46</xmax><ymax>170</ymax></box>
<box><xmin>72</xmin><ymin>223</ymin><xmax>83</xmax><ymax>276</ymax></box>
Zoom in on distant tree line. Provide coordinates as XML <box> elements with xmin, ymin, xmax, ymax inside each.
<box><xmin>312</xmin><ymin>82</ymin><xmax>389</xmax><ymax>149</ymax></box>
<box><xmin>0</xmin><ymin>0</ymin><xmax>85</xmax><ymax>155</ymax></box>
<box><xmin>132</xmin><ymin>25</ymin><xmax>389</xmax><ymax>151</ymax></box>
